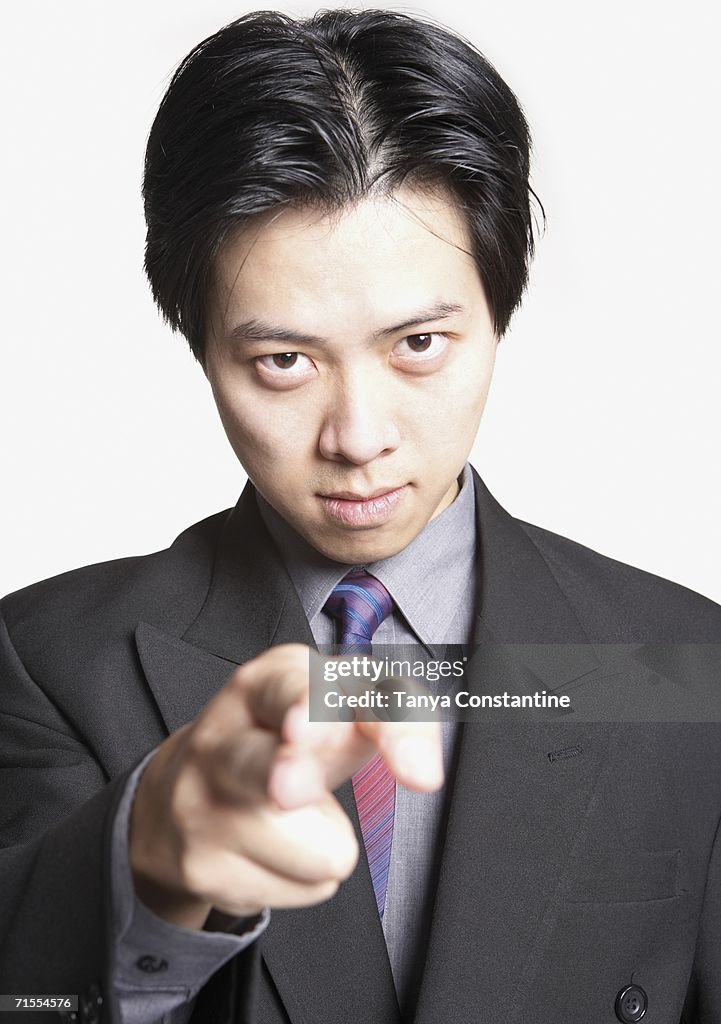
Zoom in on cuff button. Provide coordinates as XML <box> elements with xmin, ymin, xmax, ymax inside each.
<box><xmin>136</xmin><ymin>954</ymin><xmax>170</xmax><ymax>973</ymax></box>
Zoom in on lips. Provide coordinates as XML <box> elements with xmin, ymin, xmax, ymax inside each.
<box><xmin>317</xmin><ymin>485</ymin><xmax>408</xmax><ymax>528</ymax></box>
<box><xmin>319</xmin><ymin>487</ymin><xmax>399</xmax><ymax>501</ymax></box>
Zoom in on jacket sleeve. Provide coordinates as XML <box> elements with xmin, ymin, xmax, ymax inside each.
<box><xmin>0</xmin><ymin>603</ymin><xmax>145</xmax><ymax>1022</ymax></box>
<box><xmin>681</xmin><ymin>804</ymin><xmax>721</xmax><ymax>1024</ymax></box>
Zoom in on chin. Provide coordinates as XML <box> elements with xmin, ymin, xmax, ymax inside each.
<box><xmin>312</xmin><ymin>526</ymin><xmax>417</xmax><ymax>565</ymax></box>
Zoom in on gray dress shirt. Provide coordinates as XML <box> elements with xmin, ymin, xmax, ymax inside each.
<box><xmin>110</xmin><ymin>463</ymin><xmax>478</xmax><ymax>1023</ymax></box>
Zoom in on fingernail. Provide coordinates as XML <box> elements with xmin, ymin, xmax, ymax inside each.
<box><xmin>272</xmin><ymin>756</ymin><xmax>324</xmax><ymax>808</ymax></box>
<box><xmin>284</xmin><ymin>704</ymin><xmax>310</xmax><ymax>741</ymax></box>
<box><xmin>391</xmin><ymin>737</ymin><xmax>443</xmax><ymax>788</ymax></box>
<box><xmin>285</xmin><ymin>705</ymin><xmax>333</xmax><ymax>746</ymax></box>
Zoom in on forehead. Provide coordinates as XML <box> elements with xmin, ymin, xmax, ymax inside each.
<box><xmin>210</xmin><ymin>186</ymin><xmax>483</xmax><ymax>328</ymax></box>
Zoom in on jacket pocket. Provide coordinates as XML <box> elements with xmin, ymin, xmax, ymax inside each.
<box><xmin>561</xmin><ymin>847</ymin><xmax>681</xmax><ymax>902</ymax></box>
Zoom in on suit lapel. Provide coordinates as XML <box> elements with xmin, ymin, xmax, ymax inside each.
<box><xmin>134</xmin><ymin>623</ymin><xmax>239</xmax><ymax>734</ymax></box>
<box><xmin>412</xmin><ymin>470</ymin><xmax>611</xmax><ymax>1024</ymax></box>
<box><xmin>134</xmin><ymin>481</ymin><xmax>400</xmax><ymax>1024</ymax></box>
<box><xmin>135</xmin><ymin>483</ymin><xmax>317</xmax><ymax>734</ymax></box>
<box><xmin>182</xmin><ymin>482</ymin><xmax>316</xmax><ymax>664</ymax></box>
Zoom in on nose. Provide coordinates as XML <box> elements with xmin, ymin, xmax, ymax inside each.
<box><xmin>318</xmin><ymin>372</ymin><xmax>401</xmax><ymax>465</ymax></box>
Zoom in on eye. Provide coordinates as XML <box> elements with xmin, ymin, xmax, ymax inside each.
<box><xmin>254</xmin><ymin>351</ymin><xmax>316</xmax><ymax>388</ymax></box>
<box><xmin>392</xmin><ymin>333</ymin><xmax>449</xmax><ymax>365</ymax></box>
<box><xmin>269</xmin><ymin>353</ymin><xmax>300</xmax><ymax>369</ymax></box>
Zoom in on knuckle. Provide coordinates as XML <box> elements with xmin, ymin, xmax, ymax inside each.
<box><xmin>312</xmin><ymin>879</ymin><xmax>341</xmax><ymax>904</ymax></box>
<box><xmin>332</xmin><ymin>836</ymin><xmax>360</xmax><ymax>881</ymax></box>
<box><xmin>228</xmin><ymin>664</ymin><xmax>252</xmax><ymax>695</ymax></box>
<box><xmin>187</xmin><ymin>722</ymin><xmax>219</xmax><ymax>758</ymax></box>
<box><xmin>176</xmin><ymin>850</ymin><xmax>212</xmax><ymax>900</ymax></box>
<box><xmin>168</xmin><ymin>769</ymin><xmax>208</xmax><ymax>834</ymax></box>
<box><xmin>275</xmin><ymin>645</ymin><xmax>311</xmax><ymax>679</ymax></box>
<box><xmin>311</xmin><ymin>824</ymin><xmax>359</xmax><ymax>882</ymax></box>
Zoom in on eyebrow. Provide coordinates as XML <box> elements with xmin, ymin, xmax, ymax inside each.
<box><xmin>226</xmin><ymin>301</ymin><xmax>467</xmax><ymax>347</ymax></box>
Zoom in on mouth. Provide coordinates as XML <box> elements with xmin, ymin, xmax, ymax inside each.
<box><xmin>317</xmin><ymin>484</ymin><xmax>409</xmax><ymax>528</ymax></box>
<box><xmin>319</xmin><ymin>486</ymin><xmax>401</xmax><ymax>501</ymax></box>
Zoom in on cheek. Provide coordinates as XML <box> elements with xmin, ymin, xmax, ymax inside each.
<box><xmin>421</xmin><ymin>348</ymin><xmax>493</xmax><ymax>432</ymax></box>
<box><xmin>214</xmin><ymin>385</ymin><xmax>314</xmax><ymax>466</ymax></box>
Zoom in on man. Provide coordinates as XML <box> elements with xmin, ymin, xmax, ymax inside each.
<box><xmin>1</xmin><ymin>9</ymin><xmax>720</xmax><ymax>1024</ymax></box>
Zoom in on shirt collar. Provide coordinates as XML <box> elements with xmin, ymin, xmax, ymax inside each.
<box><xmin>256</xmin><ymin>464</ymin><xmax>477</xmax><ymax>651</ymax></box>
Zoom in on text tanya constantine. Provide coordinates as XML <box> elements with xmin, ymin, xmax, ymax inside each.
<box><xmin>323</xmin><ymin>690</ymin><xmax>571</xmax><ymax>711</ymax></box>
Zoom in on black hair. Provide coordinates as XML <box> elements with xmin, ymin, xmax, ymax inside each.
<box><xmin>143</xmin><ymin>8</ymin><xmax>543</xmax><ymax>364</ymax></box>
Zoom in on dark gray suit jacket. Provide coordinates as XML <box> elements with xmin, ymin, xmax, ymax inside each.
<box><xmin>1</xmin><ymin>468</ymin><xmax>720</xmax><ymax>1024</ymax></box>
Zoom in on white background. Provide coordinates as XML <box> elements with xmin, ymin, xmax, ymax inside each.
<box><xmin>2</xmin><ymin>0</ymin><xmax>719</xmax><ymax>601</ymax></box>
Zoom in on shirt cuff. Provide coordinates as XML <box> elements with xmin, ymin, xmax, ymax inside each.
<box><xmin>110</xmin><ymin>747</ymin><xmax>270</xmax><ymax>1023</ymax></box>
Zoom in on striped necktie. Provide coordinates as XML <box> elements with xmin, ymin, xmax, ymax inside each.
<box><xmin>324</xmin><ymin>568</ymin><xmax>396</xmax><ymax>919</ymax></box>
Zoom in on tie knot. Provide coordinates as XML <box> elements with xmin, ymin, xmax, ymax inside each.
<box><xmin>324</xmin><ymin>569</ymin><xmax>393</xmax><ymax>651</ymax></box>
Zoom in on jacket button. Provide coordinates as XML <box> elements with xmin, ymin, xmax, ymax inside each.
<box><xmin>614</xmin><ymin>984</ymin><xmax>648</xmax><ymax>1022</ymax></box>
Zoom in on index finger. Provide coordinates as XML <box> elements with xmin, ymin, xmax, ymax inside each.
<box><xmin>238</xmin><ymin>644</ymin><xmax>335</xmax><ymax>747</ymax></box>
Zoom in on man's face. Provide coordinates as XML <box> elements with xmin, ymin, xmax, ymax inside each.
<box><xmin>204</xmin><ymin>186</ymin><xmax>498</xmax><ymax>563</ymax></box>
